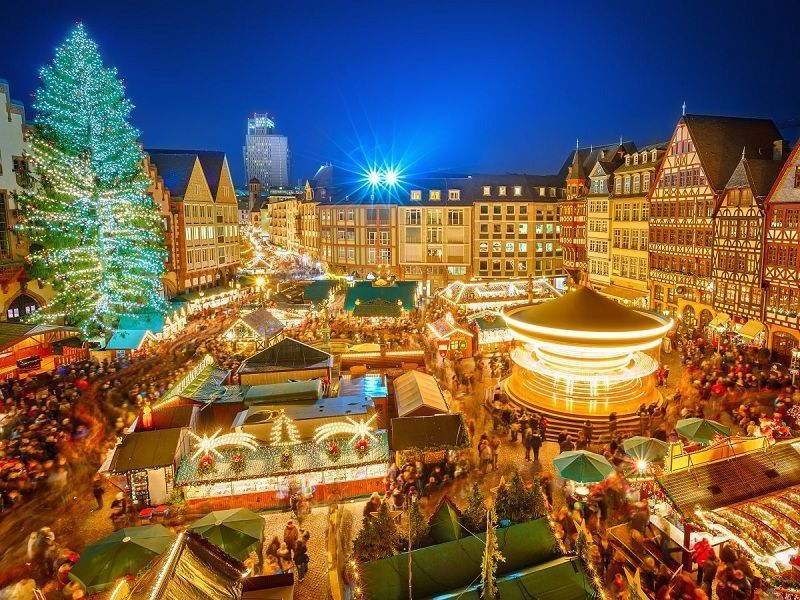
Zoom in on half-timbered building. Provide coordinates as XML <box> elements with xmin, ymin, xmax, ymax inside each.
<box><xmin>648</xmin><ymin>115</ymin><xmax>781</xmax><ymax>328</ymax></box>
<box><xmin>711</xmin><ymin>151</ymin><xmax>785</xmax><ymax>345</ymax></box>
<box><xmin>764</xmin><ymin>142</ymin><xmax>800</xmax><ymax>361</ymax></box>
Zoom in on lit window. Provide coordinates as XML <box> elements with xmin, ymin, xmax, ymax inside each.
<box><xmin>483</xmin><ymin>186</ymin><xmax>491</xmax><ymax>196</ymax></box>
<box><xmin>411</xmin><ymin>190</ymin><xmax>422</xmax><ymax>200</ymax></box>
<box><xmin>625</xmin><ymin>156</ymin><xmax>631</xmax><ymax>166</ymax></box>
<box><xmin>448</xmin><ymin>189</ymin><xmax>460</xmax><ymax>201</ymax></box>
<box><xmin>513</xmin><ymin>186</ymin><xmax>522</xmax><ymax>196</ymax></box>
<box><xmin>430</xmin><ymin>190</ymin><xmax>441</xmax><ymax>201</ymax></box>
<box><xmin>498</xmin><ymin>186</ymin><xmax>507</xmax><ymax>196</ymax></box>
<box><xmin>633</xmin><ymin>154</ymin><xmax>638</xmax><ymax>165</ymax></box>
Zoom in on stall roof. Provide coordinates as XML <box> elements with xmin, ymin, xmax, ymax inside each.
<box><xmin>472</xmin><ymin>314</ymin><xmax>507</xmax><ymax>331</ymax></box>
<box><xmin>242</xmin><ymin>380</ymin><xmax>323</xmax><ymax>405</ymax></box>
<box><xmin>0</xmin><ymin>323</ymin><xmax>79</xmax><ymax>352</ymax></box>
<box><xmin>393</xmin><ymin>370</ymin><xmax>449</xmax><ymax>417</ymax></box>
<box><xmin>237</xmin><ymin>338</ymin><xmax>332</xmax><ymax>374</ymax></box>
<box><xmin>133</xmin><ymin>405</ymin><xmax>196</xmax><ymax>432</ymax></box>
<box><xmin>302</xmin><ymin>279</ymin><xmax>340</xmax><ymax>305</ymax></box>
<box><xmin>352</xmin><ymin>299</ymin><xmax>403</xmax><ymax>318</ymax></box>
<box><xmin>391</xmin><ymin>413</ymin><xmax>469</xmax><ymax>451</ymax></box>
<box><xmin>234</xmin><ymin>394</ymin><xmax>372</xmax><ymax>426</ymax></box>
<box><xmin>344</xmin><ymin>280</ymin><xmax>416</xmax><ymax>311</ymax></box>
<box><xmin>656</xmin><ymin>441</ymin><xmax>800</xmax><ymax>515</ymax></box>
<box><xmin>109</xmin><ymin>428</ymin><xmax>184</xmax><ymax>473</ymax></box>
<box><xmin>128</xmin><ymin>532</ymin><xmax>244</xmax><ymax>600</ymax></box>
<box><xmin>237</xmin><ymin>308</ymin><xmax>285</xmax><ymax>340</ymax></box>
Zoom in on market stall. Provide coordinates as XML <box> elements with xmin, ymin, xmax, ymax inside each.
<box><xmin>236</xmin><ymin>337</ymin><xmax>333</xmax><ymax>385</ymax></box>
<box><xmin>221</xmin><ymin>307</ymin><xmax>285</xmax><ymax>351</ymax></box>
<box><xmin>437</xmin><ymin>278</ymin><xmax>561</xmax><ymax>315</ymax></box>
<box><xmin>468</xmin><ymin>311</ymin><xmax>512</xmax><ymax>354</ymax></box>
<box><xmin>393</xmin><ymin>370</ymin><xmax>450</xmax><ymax>417</ymax></box>
<box><xmin>426</xmin><ymin>314</ymin><xmax>474</xmax><ymax>358</ymax></box>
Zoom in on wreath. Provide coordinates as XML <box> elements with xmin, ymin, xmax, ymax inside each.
<box><xmin>325</xmin><ymin>441</ymin><xmax>341</xmax><ymax>462</ymax></box>
<box><xmin>354</xmin><ymin>439</ymin><xmax>369</xmax><ymax>459</ymax></box>
<box><xmin>279</xmin><ymin>449</ymin><xmax>293</xmax><ymax>470</ymax></box>
<box><xmin>197</xmin><ymin>454</ymin><xmax>215</xmax><ymax>476</ymax></box>
<box><xmin>230</xmin><ymin>451</ymin><xmax>246</xmax><ymax>473</ymax></box>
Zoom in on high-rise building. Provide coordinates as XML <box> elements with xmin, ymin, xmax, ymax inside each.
<box><xmin>243</xmin><ymin>113</ymin><xmax>289</xmax><ymax>188</ymax></box>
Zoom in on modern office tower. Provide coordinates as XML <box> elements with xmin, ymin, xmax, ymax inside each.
<box><xmin>243</xmin><ymin>113</ymin><xmax>289</xmax><ymax>188</ymax></box>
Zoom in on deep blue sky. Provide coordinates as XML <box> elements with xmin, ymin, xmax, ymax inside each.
<box><xmin>2</xmin><ymin>0</ymin><xmax>798</xmax><ymax>185</ymax></box>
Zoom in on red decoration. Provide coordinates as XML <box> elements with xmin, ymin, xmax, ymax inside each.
<box><xmin>354</xmin><ymin>439</ymin><xmax>369</xmax><ymax>458</ymax></box>
<box><xmin>326</xmin><ymin>441</ymin><xmax>341</xmax><ymax>462</ymax></box>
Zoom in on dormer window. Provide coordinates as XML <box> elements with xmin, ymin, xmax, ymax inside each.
<box><xmin>625</xmin><ymin>155</ymin><xmax>631</xmax><ymax>166</ymax></box>
<box><xmin>411</xmin><ymin>190</ymin><xmax>422</xmax><ymax>201</ymax></box>
<box><xmin>482</xmin><ymin>186</ymin><xmax>491</xmax><ymax>196</ymax></box>
<box><xmin>651</xmin><ymin>149</ymin><xmax>657</xmax><ymax>161</ymax></box>
<box><xmin>448</xmin><ymin>189</ymin><xmax>460</xmax><ymax>201</ymax></box>
<box><xmin>633</xmin><ymin>154</ymin><xmax>639</xmax><ymax>165</ymax></box>
<box><xmin>513</xmin><ymin>186</ymin><xmax>522</xmax><ymax>196</ymax></box>
<box><xmin>498</xmin><ymin>186</ymin><xmax>507</xmax><ymax>196</ymax></box>
<box><xmin>430</xmin><ymin>190</ymin><xmax>441</xmax><ymax>201</ymax></box>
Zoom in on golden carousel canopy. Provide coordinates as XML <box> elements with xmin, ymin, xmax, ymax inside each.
<box><xmin>505</xmin><ymin>286</ymin><xmax>671</xmax><ymax>350</ymax></box>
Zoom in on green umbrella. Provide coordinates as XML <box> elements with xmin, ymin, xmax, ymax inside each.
<box><xmin>69</xmin><ymin>524</ymin><xmax>175</xmax><ymax>593</ymax></box>
<box><xmin>622</xmin><ymin>436</ymin><xmax>669</xmax><ymax>462</ymax></box>
<box><xmin>188</xmin><ymin>508</ymin><xmax>264</xmax><ymax>560</ymax></box>
<box><xmin>676</xmin><ymin>418</ymin><xmax>730</xmax><ymax>443</ymax></box>
<box><xmin>553</xmin><ymin>450</ymin><xmax>614</xmax><ymax>484</ymax></box>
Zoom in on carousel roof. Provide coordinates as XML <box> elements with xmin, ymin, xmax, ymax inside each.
<box><xmin>506</xmin><ymin>286</ymin><xmax>665</xmax><ymax>334</ymax></box>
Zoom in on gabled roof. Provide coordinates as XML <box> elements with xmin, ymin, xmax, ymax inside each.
<box><xmin>109</xmin><ymin>428</ymin><xmax>184</xmax><ymax>473</ymax></box>
<box><xmin>558</xmin><ymin>141</ymin><xmax>635</xmax><ymax>184</ymax></box>
<box><xmin>429</xmin><ymin>496</ymin><xmax>463</xmax><ymax>543</ymax></box>
<box><xmin>238</xmin><ymin>308</ymin><xmax>285</xmax><ymax>340</ymax></box>
<box><xmin>766</xmin><ymin>141</ymin><xmax>800</xmax><ymax>206</ymax></box>
<box><xmin>237</xmin><ymin>337</ymin><xmax>332</xmax><ymax>374</ymax></box>
<box><xmin>0</xmin><ymin>323</ymin><xmax>78</xmax><ymax>352</ymax></box>
<box><xmin>724</xmin><ymin>154</ymin><xmax>785</xmax><ymax>206</ymax></box>
<box><xmin>128</xmin><ymin>532</ymin><xmax>244</xmax><ymax>599</ymax></box>
<box><xmin>682</xmin><ymin>114</ymin><xmax>782</xmax><ymax>191</ymax></box>
<box><xmin>394</xmin><ymin>370</ymin><xmax>449</xmax><ymax>417</ymax></box>
<box><xmin>391</xmin><ymin>413</ymin><xmax>469</xmax><ymax>451</ymax></box>
<box><xmin>147</xmin><ymin>149</ymin><xmax>227</xmax><ymax>197</ymax></box>
<box><xmin>656</xmin><ymin>441</ymin><xmax>800</xmax><ymax>516</ymax></box>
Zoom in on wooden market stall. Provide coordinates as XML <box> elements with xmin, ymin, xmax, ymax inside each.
<box><xmin>236</xmin><ymin>337</ymin><xmax>333</xmax><ymax>385</ymax></box>
<box><xmin>426</xmin><ymin>315</ymin><xmax>474</xmax><ymax>358</ymax></box>
<box><xmin>221</xmin><ymin>307</ymin><xmax>285</xmax><ymax>350</ymax></box>
<box><xmin>393</xmin><ymin>370</ymin><xmax>450</xmax><ymax>417</ymax></box>
<box><xmin>0</xmin><ymin>322</ymin><xmax>85</xmax><ymax>379</ymax></box>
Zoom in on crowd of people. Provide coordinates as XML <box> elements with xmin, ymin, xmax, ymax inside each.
<box><xmin>0</xmin><ymin>358</ymin><xmax>119</xmax><ymax>512</ymax></box>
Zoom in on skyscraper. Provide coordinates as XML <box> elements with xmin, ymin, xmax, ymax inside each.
<box><xmin>243</xmin><ymin>113</ymin><xmax>289</xmax><ymax>188</ymax></box>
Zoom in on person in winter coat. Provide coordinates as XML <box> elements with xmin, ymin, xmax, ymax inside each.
<box><xmin>294</xmin><ymin>538</ymin><xmax>310</xmax><ymax>581</ymax></box>
<box><xmin>283</xmin><ymin>521</ymin><xmax>299</xmax><ymax>556</ymax></box>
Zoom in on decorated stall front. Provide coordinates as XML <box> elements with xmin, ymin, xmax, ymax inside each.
<box><xmin>344</xmin><ymin>279</ymin><xmax>417</xmax><ymax>319</ymax></box>
<box><xmin>469</xmin><ymin>311</ymin><xmax>513</xmax><ymax>354</ymax></box>
<box><xmin>437</xmin><ymin>278</ymin><xmax>561</xmax><ymax>315</ymax></box>
<box><xmin>646</xmin><ymin>437</ymin><xmax>800</xmax><ymax>591</ymax></box>
<box><xmin>426</xmin><ymin>314</ymin><xmax>474</xmax><ymax>358</ymax></box>
<box><xmin>221</xmin><ymin>307</ymin><xmax>285</xmax><ymax>351</ymax></box>
<box><xmin>175</xmin><ymin>411</ymin><xmax>389</xmax><ymax>511</ymax></box>
<box><xmin>391</xmin><ymin>412</ymin><xmax>469</xmax><ymax>465</ymax></box>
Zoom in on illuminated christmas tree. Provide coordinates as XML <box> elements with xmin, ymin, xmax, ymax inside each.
<box><xmin>18</xmin><ymin>24</ymin><xmax>167</xmax><ymax>336</ymax></box>
<box><xmin>270</xmin><ymin>410</ymin><xmax>300</xmax><ymax>446</ymax></box>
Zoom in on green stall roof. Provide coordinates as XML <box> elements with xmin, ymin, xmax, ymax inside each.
<box><xmin>360</xmin><ymin>517</ymin><xmax>563</xmax><ymax>600</ymax></box>
<box><xmin>242</xmin><ymin>380</ymin><xmax>323</xmax><ymax>405</ymax></box>
<box><xmin>344</xmin><ymin>280</ymin><xmax>417</xmax><ymax>312</ymax></box>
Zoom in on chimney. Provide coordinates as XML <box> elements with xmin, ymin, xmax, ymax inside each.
<box><xmin>773</xmin><ymin>140</ymin><xmax>785</xmax><ymax>161</ymax></box>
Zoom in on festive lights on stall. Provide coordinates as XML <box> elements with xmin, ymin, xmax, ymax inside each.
<box><xmin>270</xmin><ymin>410</ymin><xmax>301</xmax><ymax>446</ymax></box>
<box><xmin>313</xmin><ymin>414</ymin><xmax>379</xmax><ymax>446</ymax></box>
<box><xmin>189</xmin><ymin>429</ymin><xmax>258</xmax><ymax>460</ymax></box>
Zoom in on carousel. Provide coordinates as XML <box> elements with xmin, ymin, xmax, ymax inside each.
<box><xmin>504</xmin><ymin>286</ymin><xmax>672</xmax><ymax>421</ymax></box>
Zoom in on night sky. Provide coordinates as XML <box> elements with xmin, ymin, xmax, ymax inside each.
<box><xmin>2</xmin><ymin>0</ymin><xmax>798</xmax><ymax>185</ymax></box>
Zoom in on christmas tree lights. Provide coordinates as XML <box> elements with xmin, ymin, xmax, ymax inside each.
<box><xmin>18</xmin><ymin>24</ymin><xmax>167</xmax><ymax>336</ymax></box>
<box><xmin>269</xmin><ymin>410</ymin><xmax>301</xmax><ymax>446</ymax></box>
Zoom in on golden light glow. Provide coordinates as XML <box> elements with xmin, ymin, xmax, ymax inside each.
<box><xmin>313</xmin><ymin>414</ymin><xmax>379</xmax><ymax>445</ymax></box>
<box><xmin>189</xmin><ymin>429</ymin><xmax>258</xmax><ymax>460</ymax></box>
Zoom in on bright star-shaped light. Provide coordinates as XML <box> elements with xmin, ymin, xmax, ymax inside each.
<box><xmin>366</xmin><ymin>170</ymin><xmax>381</xmax><ymax>186</ymax></box>
<box><xmin>189</xmin><ymin>429</ymin><xmax>258</xmax><ymax>460</ymax></box>
<box><xmin>313</xmin><ymin>414</ymin><xmax>379</xmax><ymax>445</ymax></box>
<box><xmin>384</xmin><ymin>168</ymin><xmax>399</xmax><ymax>186</ymax></box>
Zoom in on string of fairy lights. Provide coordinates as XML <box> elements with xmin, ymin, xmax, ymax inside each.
<box><xmin>18</xmin><ymin>24</ymin><xmax>167</xmax><ymax>337</ymax></box>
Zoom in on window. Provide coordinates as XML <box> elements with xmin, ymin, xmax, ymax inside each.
<box><xmin>448</xmin><ymin>189</ymin><xmax>460</xmax><ymax>201</ymax></box>
<box><xmin>519</xmin><ymin>224</ymin><xmax>528</xmax><ymax>235</ymax></box>
<box><xmin>480</xmin><ymin>205</ymin><xmax>488</xmax><ymax>216</ymax></box>
<box><xmin>795</xmin><ymin>167</ymin><xmax>800</xmax><ymax>188</ymax></box>
<box><xmin>405</xmin><ymin>227</ymin><xmax>421</xmax><ymax>243</ymax></box>
<box><xmin>429</xmin><ymin>190</ymin><xmax>441</xmax><ymax>201</ymax></box>
<box><xmin>615</xmin><ymin>178</ymin><xmax>622</xmax><ymax>194</ymax></box>
<box><xmin>427</xmin><ymin>228</ymin><xmax>442</xmax><ymax>243</ymax></box>
<box><xmin>651</xmin><ymin>149</ymin><xmax>657</xmax><ymax>162</ymax></box>
<box><xmin>625</xmin><ymin>155</ymin><xmax>631</xmax><ymax>166</ymax></box>
<box><xmin>519</xmin><ymin>205</ymin><xmax>528</xmax><ymax>216</ymax></box>
<box><xmin>505</xmin><ymin>242</ymin><xmax>514</xmax><ymax>253</ymax></box>
<box><xmin>492</xmin><ymin>241</ymin><xmax>501</xmax><ymax>253</ymax></box>
<box><xmin>380</xmin><ymin>230</ymin><xmax>389</xmax><ymax>245</ymax></box>
<box><xmin>624</xmin><ymin>176</ymin><xmax>631</xmax><ymax>193</ymax></box>
<box><xmin>368</xmin><ymin>248</ymin><xmax>376</xmax><ymax>264</ymax></box>
<box><xmin>479</xmin><ymin>242</ymin><xmax>488</xmax><ymax>252</ymax></box>
<box><xmin>346</xmin><ymin>228</ymin><xmax>355</xmax><ymax>240</ymax></box>
<box><xmin>447</xmin><ymin>209</ymin><xmax>463</xmax><ymax>225</ymax></box>
<box><xmin>493</xmin><ymin>205</ymin><xmax>501</xmax><ymax>216</ymax></box>
<box><xmin>367</xmin><ymin>230</ymin><xmax>376</xmax><ymax>244</ymax></box>
<box><xmin>519</xmin><ymin>242</ymin><xmax>528</xmax><ymax>252</ymax></box>
<box><xmin>380</xmin><ymin>249</ymin><xmax>391</xmax><ymax>263</ymax></box>
<box><xmin>506</xmin><ymin>224</ymin><xmax>515</xmax><ymax>234</ymax></box>
<box><xmin>498</xmin><ymin>186</ymin><xmax>507</xmax><ymax>196</ymax></box>
<box><xmin>411</xmin><ymin>190</ymin><xmax>422</xmax><ymax>201</ymax></box>
<box><xmin>643</xmin><ymin>172</ymin><xmax>651</xmax><ymax>192</ymax></box>
<box><xmin>506</xmin><ymin>205</ymin><xmax>515</xmax><ymax>215</ymax></box>
<box><xmin>337</xmin><ymin>209</ymin><xmax>345</xmax><ymax>221</ymax></box>
<box><xmin>633</xmin><ymin>174</ymin><xmax>641</xmax><ymax>193</ymax></box>
<box><xmin>406</xmin><ymin>209</ymin><xmax>421</xmax><ymax>225</ymax></box>
<box><xmin>427</xmin><ymin>209</ymin><xmax>442</xmax><ymax>225</ymax></box>
<box><xmin>346</xmin><ymin>209</ymin><xmax>354</xmax><ymax>221</ymax></box>
<box><xmin>483</xmin><ymin>186</ymin><xmax>491</xmax><ymax>196</ymax></box>
<box><xmin>347</xmin><ymin>248</ymin><xmax>355</xmax><ymax>260</ymax></box>
<box><xmin>513</xmin><ymin>186</ymin><xmax>522</xmax><ymax>196</ymax></box>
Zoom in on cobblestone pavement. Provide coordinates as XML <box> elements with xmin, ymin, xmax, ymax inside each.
<box><xmin>259</xmin><ymin>500</ymin><xmax>366</xmax><ymax>600</ymax></box>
